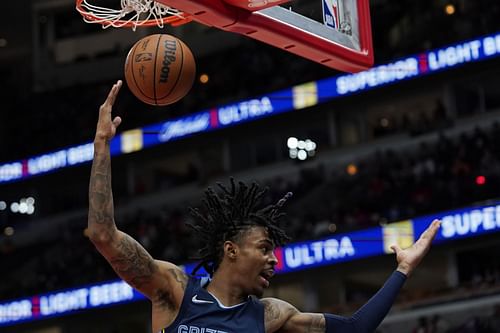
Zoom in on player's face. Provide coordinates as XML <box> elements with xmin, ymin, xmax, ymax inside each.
<box><xmin>233</xmin><ymin>227</ymin><xmax>278</xmax><ymax>297</ymax></box>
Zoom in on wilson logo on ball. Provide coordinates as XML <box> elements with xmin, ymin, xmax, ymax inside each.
<box><xmin>159</xmin><ymin>40</ymin><xmax>177</xmax><ymax>84</ymax></box>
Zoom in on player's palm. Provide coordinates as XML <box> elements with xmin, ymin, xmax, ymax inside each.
<box><xmin>390</xmin><ymin>219</ymin><xmax>441</xmax><ymax>276</ymax></box>
<box><xmin>95</xmin><ymin>80</ymin><xmax>122</xmax><ymax>141</ymax></box>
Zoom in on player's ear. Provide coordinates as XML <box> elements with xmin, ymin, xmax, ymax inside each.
<box><xmin>224</xmin><ymin>241</ymin><xmax>238</xmax><ymax>260</ymax></box>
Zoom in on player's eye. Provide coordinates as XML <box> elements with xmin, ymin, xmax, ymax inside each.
<box><xmin>261</xmin><ymin>246</ymin><xmax>273</xmax><ymax>254</ymax></box>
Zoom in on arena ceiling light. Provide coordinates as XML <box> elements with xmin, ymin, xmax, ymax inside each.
<box><xmin>9</xmin><ymin>197</ymin><xmax>35</xmax><ymax>215</ymax></box>
<box><xmin>287</xmin><ymin>137</ymin><xmax>317</xmax><ymax>161</ymax></box>
<box><xmin>445</xmin><ymin>4</ymin><xmax>456</xmax><ymax>15</ymax></box>
<box><xmin>4</xmin><ymin>226</ymin><xmax>14</xmax><ymax>236</ymax></box>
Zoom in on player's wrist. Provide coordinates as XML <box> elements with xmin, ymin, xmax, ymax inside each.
<box><xmin>396</xmin><ymin>263</ymin><xmax>411</xmax><ymax>277</ymax></box>
<box><xmin>93</xmin><ymin>137</ymin><xmax>110</xmax><ymax>149</ymax></box>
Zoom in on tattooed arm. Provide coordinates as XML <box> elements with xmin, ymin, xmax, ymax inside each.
<box><xmin>262</xmin><ymin>298</ymin><xmax>325</xmax><ymax>333</ymax></box>
<box><xmin>88</xmin><ymin>81</ymin><xmax>187</xmax><ymax>308</ymax></box>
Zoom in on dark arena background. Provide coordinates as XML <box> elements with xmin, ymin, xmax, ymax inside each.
<box><xmin>2</xmin><ymin>0</ymin><xmax>500</xmax><ymax>332</ymax></box>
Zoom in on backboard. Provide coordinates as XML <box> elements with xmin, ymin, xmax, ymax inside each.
<box><xmin>155</xmin><ymin>0</ymin><xmax>373</xmax><ymax>72</ymax></box>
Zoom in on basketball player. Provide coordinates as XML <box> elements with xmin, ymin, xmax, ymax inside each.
<box><xmin>89</xmin><ymin>80</ymin><xmax>441</xmax><ymax>333</ymax></box>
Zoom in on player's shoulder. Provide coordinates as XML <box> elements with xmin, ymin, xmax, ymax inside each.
<box><xmin>261</xmin><ymin>297</ymin><xmax>298</xmax><ymax>310</ymax></box>
<box><xmin>153</xmin><ymin>260</ymin><xmax>190</xmax><ymax>292</ymax></box>
<box><xmin>155</xmin><ymin>259</ymin><xmax>187</xmax><ymax>276</ymax></box>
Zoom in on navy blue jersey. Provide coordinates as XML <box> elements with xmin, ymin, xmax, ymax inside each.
<box><xmin>160</xmin><ymin>276</ymin><xmax>265</xmax><ymax>333</ymax></box>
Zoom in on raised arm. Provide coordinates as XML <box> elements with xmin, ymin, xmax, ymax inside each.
<box><xmin>264</xmin><ymin>220</ymin><xmax>441</xmax><ymax>333</ymax></box>
<box><xmin>87</xmin><ymin>81</ymin><xmax>187</xmax><ymax>305</ymax></box>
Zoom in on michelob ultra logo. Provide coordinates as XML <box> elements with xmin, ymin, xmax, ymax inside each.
<box><xmin>279</xmin><ymin>236</ymin><xmax>355</xmax><ymax>270</ymax></box>
<box><xmin>217</xmin><ymin>97</ymin><xmax>274</xmax><ymax>126</ymax></box>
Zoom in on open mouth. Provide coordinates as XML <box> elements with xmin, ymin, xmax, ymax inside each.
<box><xmin>259</xmin><ymin>269</ymin><xmax>275</xmax><ymax>287</ymax></box>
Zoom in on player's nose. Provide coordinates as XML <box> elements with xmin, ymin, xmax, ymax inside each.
<box><xmin>269</xmin><ymin>250</ymin><xmax>278</xmax><ymax>266</ymax></box>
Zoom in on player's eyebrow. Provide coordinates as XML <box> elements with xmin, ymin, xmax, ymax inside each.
<box><xmin>258</xmin><ymin>239</ymin><xmax>274</xmax><ymax>247</ymax></box>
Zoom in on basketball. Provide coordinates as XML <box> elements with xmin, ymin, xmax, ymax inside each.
<box><xmin>124</xmin><ymin>34</ymin><xmax>196</xmax><ymax>106</ymax></box>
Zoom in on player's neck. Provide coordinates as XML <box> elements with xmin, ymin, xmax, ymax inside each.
<box><xmin>206</xmin><ymin>269</ymin><xmax>247</xmax><ymax>307</ymax></box>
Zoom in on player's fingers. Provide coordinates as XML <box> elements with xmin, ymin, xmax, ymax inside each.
<box><xmin>419</xmin><ymin>219</ymin><xmax>441</xmax><ymax>242</ymax></box>
<box><xmin>112</xmin><ymin>116</ymin><xmax>122</xmax><ymax>128</ymax></box>
<box><xmin>414</xmin><ymin>220</ymin><xmax>441</xmax><ymax>252</ymax></box>
<box><xmin>390</xmin><ymin>244</ymin><xmax>401</xmax><ymax>254</ymax></box>
<box><xmin>100</xmin><ymin>86</ymin><xmax>116</xmax><ymax>112</ymax></box>
<box><xmin>104</xmin><ymin>80</ymin><xmax>122</xmax><ymax>107</ymax></box>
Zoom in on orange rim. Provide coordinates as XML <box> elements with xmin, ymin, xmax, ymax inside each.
<box><xmin>75</xmin><ymin>0</ymin><xmax>193</xmax><ymax>28</ymax></box>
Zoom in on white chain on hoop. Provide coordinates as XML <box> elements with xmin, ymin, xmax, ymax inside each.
<box><xmin>77</xmin><ymin>0</ymin><xmax>184</xmax><ymax>30</ymax></box>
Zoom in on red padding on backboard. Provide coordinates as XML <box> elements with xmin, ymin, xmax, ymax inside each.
<box><xmin>156</xmin><ymin>0</ymin><xmax>374</xmax><ymax>72</ymax></box>
<box><xmin>158</xmin><ymin>0</ymin><xmax>238</xmax><ymax>27</ymax></box>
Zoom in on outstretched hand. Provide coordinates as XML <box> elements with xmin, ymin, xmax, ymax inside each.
<box><xmin>391</xmin><ymin>219</ymin><xmax>441</xmax><ymax>277</ymax></box>
<box><xmin>95</xmin><ymin>80</ymin><xmax>123</xmax><ymax>142</ymax></box>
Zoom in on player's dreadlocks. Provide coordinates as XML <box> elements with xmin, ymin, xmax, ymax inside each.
<box><xmin>188</xmin><ymin>178</ymin><xmax>292</xmax><ymax>277</ymax></box>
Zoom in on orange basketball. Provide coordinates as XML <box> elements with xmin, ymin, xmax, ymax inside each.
<box><xmin>124</xmin><ymin>34</ymin><xmax>196</xmax><ymax>106</ymax></box>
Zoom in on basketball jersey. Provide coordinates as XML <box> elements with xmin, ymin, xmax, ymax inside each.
<box><xmin>159</xmin><ymin>276</ymin><xmax>266</xmax><ymax>333</ymax></box>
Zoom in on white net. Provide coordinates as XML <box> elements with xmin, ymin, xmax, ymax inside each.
<box><xmin>76</xmin><ymin>0</ymin><xmax>186</xmax><ymax>30</ymax></box>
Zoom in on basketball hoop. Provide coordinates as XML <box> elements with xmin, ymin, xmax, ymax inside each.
<box><xmin>75</xmin><ymin>0</ymin><xmax>193</xmax><ymax>30</ymax></box>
